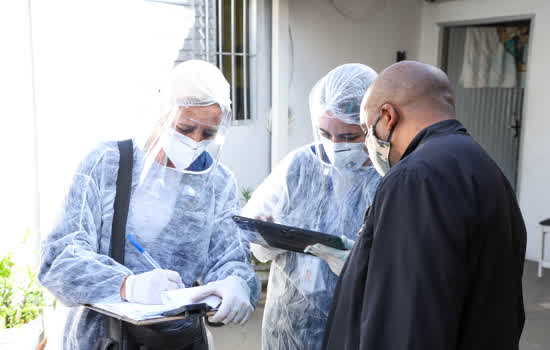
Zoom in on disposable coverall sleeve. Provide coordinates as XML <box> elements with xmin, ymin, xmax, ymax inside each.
<box><xmin>360</xmin><ymin>168</ymin><xmax>468</xmax><ymax>349</ymax></box>
<box><xmin>202</xmin><ymin>175</ymin><xmax>261</xmax><ymax>307</ymax></box>
<box><xmin>242</xmin><ymin>154</ymin><xmax>293</xmax><ymax>262</ymax></box>
<box><xmin>38</xmin><ymin>150</ymin><xmax>132</xmax><ymax>306</ymax></box>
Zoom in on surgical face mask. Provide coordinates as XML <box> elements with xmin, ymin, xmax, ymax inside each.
<box><xmin>161</xmin><ymin>128</ymin><xmax>212</xmax><ymax>170</ymax></box>
<box><xmin>365</xmin><ymin>113</ymin><xmax>395</xmax><ymax>176</ymax></box>
<box><xmin>322</xmin><ymin>139</ymin><xmax>369</xmax><ymax>175</ymax></box>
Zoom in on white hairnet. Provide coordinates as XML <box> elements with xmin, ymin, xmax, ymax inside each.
<box><xmin>137</xmin><ymin>60</ymin><xmax>233</xmax><ymax>197</ymax></box>
<box><xmin>167</xmin><ymin>59</ymin><xmax>231</xmax><ymax>114</ymax></box>
<box><xmin>309</xmin><ymin>63</ymin><xmax>377</xmax><ymax>125</ymax></box>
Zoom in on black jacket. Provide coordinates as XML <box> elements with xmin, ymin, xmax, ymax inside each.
<box><xmin>322</xmin><ymin>119</ymin><xmax>526</xmax><ymax>350</ymax></box>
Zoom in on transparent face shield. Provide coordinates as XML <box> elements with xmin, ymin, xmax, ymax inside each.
<box><xmin>123</xmin><ymin>60</ymin><xmax>235</xmax><ymax>252</ymax></box>
<box><xmin>308</xmin><ymin>63</ymin><xmax>377</xmax><ymax>178</ymax></box>
<box><xmin>139</xmin><ymin>103</ymin><xmax>231</xmax><ymax>199</ymax></box>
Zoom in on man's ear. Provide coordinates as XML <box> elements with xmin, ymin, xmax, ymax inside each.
<box><xmin>379</xmin><ymin>103</ymin><xmax>400</xmax><ymax>133</ymax></box>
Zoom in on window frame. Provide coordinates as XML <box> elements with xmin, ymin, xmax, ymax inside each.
<box><xmin>166</xmin><ymin>0</ymin><xmax>270</xmax><ymax>125</ymax></box>
<box><xmin>214</xmin><ymin>0</ymin><xmax>255</xmax><ymax>124</ymax></box>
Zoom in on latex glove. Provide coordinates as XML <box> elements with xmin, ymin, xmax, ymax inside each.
<box><xmin>304</xmin><ymin>236</ymin><xmax>355</xmax><ymax>276</ymax></box>
<box><xmin>250</xmin><ymin>215</ymin><xmax>285</xmax><ymax>262</ymax></box>
<box><xmin>124</xmin><ymin>269</ymin><xmax>184</xmax><ymax>304</ymax></box>
<box><xmin>251</xmin><ymin>242</ymin><xmax>285</xmax><ymax>263</ymax></box>
<box><xmin>192</xmin><ymin>276</ymin><xmax>253</xmax><ymax>325</ymax></box>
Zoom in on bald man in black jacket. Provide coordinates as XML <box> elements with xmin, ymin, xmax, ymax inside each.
<box><xmin>322</xmin><ymin>61</ymin><xmax>526</xmax><ymax>350</ymax></box>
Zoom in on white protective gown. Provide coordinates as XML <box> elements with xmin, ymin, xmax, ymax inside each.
<box><xmin>243</xmin><ymin>144</ymin><xmax>381</xmax><ymax>350</ymax></box>
<box><xmin>39</xmin><ymin>141</ymin><xmax>261</xmax><ymax>349</ymax></box>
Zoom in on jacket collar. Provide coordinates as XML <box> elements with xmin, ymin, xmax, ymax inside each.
<box><xmin>401</xmin><ymin>119</ymin><xmax>467</xmax><ymax>160</ymax></box>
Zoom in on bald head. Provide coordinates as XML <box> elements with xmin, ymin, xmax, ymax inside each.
<box><xmin>360</xmin><ymin>61</ymin><xmax>456</xmax><ymax>168</ymax></box>
<box><xmin>363</xmin><ymin>60</ymin><xmax>455</xmax><ymax>118</ymax></box>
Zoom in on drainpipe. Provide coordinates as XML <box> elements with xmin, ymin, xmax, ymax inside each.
<box><xmin>271</xmin><ymin>0</ymin><xmax>289</xmax><ymax>170</ymax></box>
<box><xmin>26</xmin><ymin>0</ymin><xmax>41</xmax><ymax>269</ymax></box>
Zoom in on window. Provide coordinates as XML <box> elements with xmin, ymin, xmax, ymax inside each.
<box><xmin>174</xmin><ymin>0</ymin><xmax>252</xmax><ymax>121</ymax></box>
<box><xmin>217</xmin><ymin>0</ymin><xmax>250</xmax><ymax>121</ymax></box>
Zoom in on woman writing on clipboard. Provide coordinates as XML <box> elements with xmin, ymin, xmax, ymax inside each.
<box><xmin>39</xmin><ymin>60</ymin><xmax>260</xmax><ymax>349</ymax></box>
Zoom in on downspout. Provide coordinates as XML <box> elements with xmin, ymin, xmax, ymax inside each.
<box><xmin>271</xmin><ymin>0</ymin><xmax>289</xmax><ymax>170</ymax></box>
<box><xmin>26</xmin><ymin>0</ymin><xmax>41</xmax><ymax>269</ymax></box>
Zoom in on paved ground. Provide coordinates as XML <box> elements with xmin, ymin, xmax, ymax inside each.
<box><xmin>208</xmin><ymin>287</ymin><xmax>265</xmax><ymax>350</ymax></box>
<box><xmin>208</xmin><ymin>304</ymin><xmax>264</xmax><ymax>350</ymax></box>
<box><xmin>211</xmin><ymin>260</ymin><xmax>550</xmax><ymax>350</ymax></box>
<box><xmin>520</xmin><ymin>260</ymin><xmax>550</xmax><ymax>350</ymax></box>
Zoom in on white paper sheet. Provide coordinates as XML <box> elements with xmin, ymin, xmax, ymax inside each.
<box><xmin>92</xmin><ymin>285</ymin><xmax>221</xmax><ymax>321</ymax></box>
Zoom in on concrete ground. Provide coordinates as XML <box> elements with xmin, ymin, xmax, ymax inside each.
<box><xmin>208</xmin><ymin>304</ymin><xmax>264</xmax><ymax>350</ymax></box>
<box><xmin>520</xmin><ymin>260</ymin><xmax>550</xmax><ymax>350</ymax></box>
<box><xmin>208</xmin><ymin>289</ymin><xmax>264</xmax><ymax>350</ymax></box>
<box><xmin>211</xmin><ymin>260</ymin><xmax>550</xmax><ymax>350</ymax></box>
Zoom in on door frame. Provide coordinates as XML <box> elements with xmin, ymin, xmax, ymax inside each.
<box><xmin>436</xmin><ymin>14</ymin><xmax>535</xmax><ymax>191</ymax></box>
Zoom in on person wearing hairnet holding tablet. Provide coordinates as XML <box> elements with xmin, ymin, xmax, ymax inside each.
<box><xmin>39</xmin><ymin>60</ymin><xmax>261</xmax><ymax>350</ymax></box>
<box><xmin>242</xmin><ymin>64</ymin><xmax>382</xmax><ymax>350</ymax></box>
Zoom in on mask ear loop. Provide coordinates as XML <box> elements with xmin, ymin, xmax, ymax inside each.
<box><xmin>372</xmin><ymin>110</ymin><xmax>397</xmax><ymax>142</ymax></box>
<box><xmin>386</xmin><ymin>124</ymin><xmax>396</xmax><ymax>142</ymax></box>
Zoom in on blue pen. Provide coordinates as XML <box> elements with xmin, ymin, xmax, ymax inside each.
<box><xmin>127</xmin><ymin>234</ymin><xmax>163</xmax><ymax>270</ymax></box>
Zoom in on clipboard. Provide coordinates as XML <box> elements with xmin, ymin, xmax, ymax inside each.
<box><xmin>85</xmin><ymin>303</ymin><xmax>217</xmax><ymax>326</ymax></box>
<box><xmin>233</xmin><ymin>215</ymin><xmax>346</xmax><ymax>253</ymax></box>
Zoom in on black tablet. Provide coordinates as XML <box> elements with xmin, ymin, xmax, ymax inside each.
<box><xmin>233</xmin><ymin>215</ymin><xmax>346</xmax><ymax>253</ymax></box>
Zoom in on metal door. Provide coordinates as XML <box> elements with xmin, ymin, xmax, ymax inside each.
<box><xmin>443</xmin><ymin>26</ymin><xmax>525</xmax><ymax>190</ymax></box>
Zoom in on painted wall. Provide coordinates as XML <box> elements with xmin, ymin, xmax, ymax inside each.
<box><xmin>31</xmin><ymin>0</ymin><xmax>195</xmax><ymax>231</ymax></box>
<box><xmin>220</xmin><ymin>119</ymin><xmax>271</xmax><ymax>192</ymax></box>
<box><xmin>286</xmin><ymin>0</ymin><xmax>423</xmax><ymax>152</ymax></box>
<box><xmin>216</xmin><ymin>0</ymin><xmax>424</xmax><ymax>193</ymax></box>
<box><xmin>0</xmin><ymin>1</ymin><xmax>39</xmax><ymax>258</ymax></box>
<box><xmin>418</xmin><ymin>0</ymin><xmax>550</xmax><ymax>261</ymax></box>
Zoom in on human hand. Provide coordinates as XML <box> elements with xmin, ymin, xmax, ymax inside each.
<box><xmin>304</xmin><ymin>236</ymin><xmax>355</xmax><ymax>276</ymax></box>
<box><xmin>122</xmin><ymin>269</ymin><xmax>184</xmax><ymax>304</ymax></box>
<box><xmin>255</xmin><ymin>215</ymin><xmax>274</xmax><ymax>222</ymax></box>
<box><xmin>192</xmin><ymin>276</ymin><xmax>253</xmax><ymax>325</ymax></box>
<box><xmin>250</xmin><ymin>216</ymin><xmax>285</xmax><ymax>262</ymax></box>
<box><xmin>251</xmin><ymin>243</ymin><xmax>285</xmax><ymax>263</ymax></box>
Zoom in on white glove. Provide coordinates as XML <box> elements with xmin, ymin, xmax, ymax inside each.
<box><xmin>251</xmin><ymin>242</ymin><xmax>285</xmax><ymax>262</ymax></box>
<box><xmin>304</xmin><ymin>236</ymin><xmax>355</xmax><ymax>276</ymax></box>
<box><xmin>250</xmin><ymin>215</ymin><xmax>285</xmax><ymax>262</ymax></box>
<box><xmin>124</xmin><ymin>269</ymin><xmax>184</xmax><ymax>304</ymax></box>
<box><xmin>192</xmin><ymin>276</ymin><xmax>253</xmax><ymax>325</ymax></box>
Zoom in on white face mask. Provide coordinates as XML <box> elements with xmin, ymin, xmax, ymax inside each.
<box><xmin>322</xmin><ymin>139</ymin><xmax>369</xmax><ymax>175</ymax></box>
<box><xmin>365</xmin><ymin>114</ymin><xmax>394</xmax><ymax>176</ymax></box>
<box><xmin>161</xmin><ymin>128</ymin><xmax>212</xmax><ymax>170</ymax></box>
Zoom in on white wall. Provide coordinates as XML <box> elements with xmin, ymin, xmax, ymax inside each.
<box><xmin>286</xmin><ymin>0</ymin><xmax>423</xmax><ymax>151</ymax></box>
<box><xmin>217</xmin><ymin>0</ymin><xmax>425</xmax><ymax>193</ymax></box>
<box><xmin>0</xmin><ymin>1</ymin><xmax>38</xmax><ymax>259</ymax></box>
<box><xmin>221</xmin><ymin>121</ymin><xmax>271</xmax><ymax>192</ymax></box>
<box><xmin>31</xmin><ymin>0</ymin><xmax>194</xmax><ymax>232</ymax></box>
<box><xmin>418</xmin><ymin>0</ymin><xmax>550</xmax><ymax>261</ymax></box>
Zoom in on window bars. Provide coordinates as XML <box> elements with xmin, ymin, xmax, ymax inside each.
<box><xmin>173</xmin><ymin>0</ymin><xmax>251</xmax><ymax>121</ymax></box>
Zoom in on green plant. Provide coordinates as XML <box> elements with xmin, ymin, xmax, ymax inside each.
<box><xmin>0</xmin><ymin>254</ymin><xmax>54</xmax><ymax>329</ymax></box>
<box><xmin>241</xmin><ymin>187</ymin><xmax>254</xmax><ymax>204</ymax></box>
